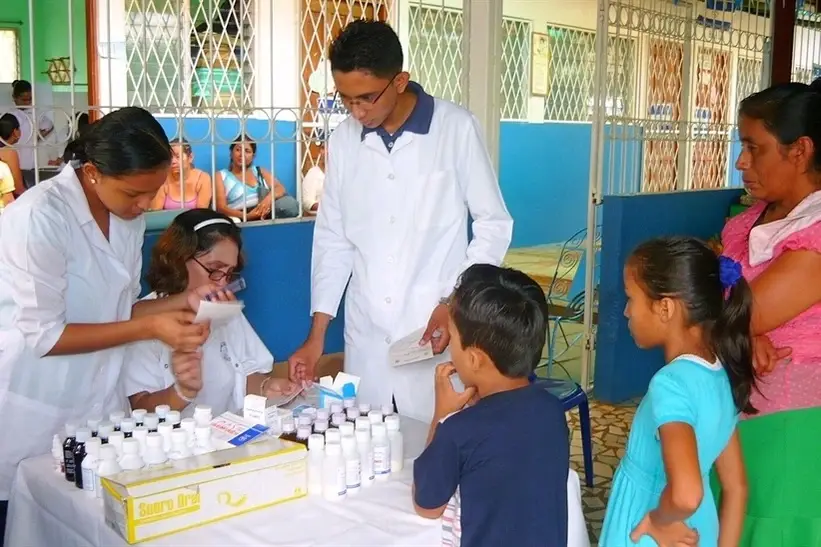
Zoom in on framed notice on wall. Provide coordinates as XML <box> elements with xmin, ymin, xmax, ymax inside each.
<box><xmin>531</xmin><ymin>32</ymin><xmax>551</xmax><ymax>97</ymax></box>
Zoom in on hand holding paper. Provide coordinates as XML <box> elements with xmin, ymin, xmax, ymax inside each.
<box><xmin>194</xmin><ymin>300</ymin><xmax>245</xmax><ymax>327</ymax></box>
<box><xmin>389</xmin><ymin>327</ymin><xmax>434</xmax><ymax>367</ymax></box>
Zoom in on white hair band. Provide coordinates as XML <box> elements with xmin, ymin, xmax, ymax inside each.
<box><xmin>193</xmin><ymin>218</ymin><xmax>232</xmax><ymax>231</ymax></box>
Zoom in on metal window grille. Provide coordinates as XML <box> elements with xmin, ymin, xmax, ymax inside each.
<box><xmin>735</xmin><ymin>57</ymin><xmax>762</xmax><ymax>110</ymax></box>
<box><xmin>408</xmin><ymin>5</ymin><xmax>463</xmax><ymax>105</ymax></box>
<box><xmin>501</xmin><ymin>18</ymin><xmax>531</xmax><ymax>119</ymax></box>
<box><xmin>0</xmin><ymin>29</ymin><xmax>21</xmax><ymax>82</ymax></box>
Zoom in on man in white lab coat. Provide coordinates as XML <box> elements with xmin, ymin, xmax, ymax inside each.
<box><xmin>288</xmin><ymin>20</ymin><xmax>513</xmax><ymax>422</ymax></box>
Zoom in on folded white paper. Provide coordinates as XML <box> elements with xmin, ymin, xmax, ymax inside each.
<box><xmin>194</xmin><ymin>300</ymin><xmax>245</xmax><ymax>327</ymax></box>
<box><xmin>388</xmin><ymin>327</ymin><xmax>434</xmax><ymax>367</ymax></box>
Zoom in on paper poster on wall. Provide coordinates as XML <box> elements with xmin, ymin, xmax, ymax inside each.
<box><xmin>531</xmin><ymin>32</ymin><xmax>551</xmax><ymax>97</ymax></box>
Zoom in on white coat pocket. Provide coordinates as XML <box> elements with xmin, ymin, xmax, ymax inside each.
<box><xmin>413</xmin><ymin>170</ymin><xmax>461</xmax><ymax>231</ymax></box>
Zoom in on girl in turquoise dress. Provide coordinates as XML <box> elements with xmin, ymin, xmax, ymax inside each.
<box><xmin>601</xmin><ymin>237</ymin><xmax>754</xmax><ymax>547</ymax></box>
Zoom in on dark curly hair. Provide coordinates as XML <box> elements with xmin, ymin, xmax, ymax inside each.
<box><xmin>146</xmin><ymin>208</ymin><xmax>245</xmax><ymax>296</ymax></box>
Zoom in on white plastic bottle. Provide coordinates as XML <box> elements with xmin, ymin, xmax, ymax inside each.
<box><xmin>322</xmin><ymin>442</ymin><xmax>347</xmax><ymax>501</ymax></box>
<box><xmin>325</xmin><ymin>428</ymin><xmax>342</xmax><ymax>445</ymax></box>
<box><xmin>119</xmin><ymin>418</ymin><xmax>136</xmax><ymax>438</ymax></box>
<box><xmin>355</xmin><ymin>428</ymin><xmax>375</xmax><ymax>488</ymax></box>
<box><xmin>157</xmin><ymin>422</ymin><xmax>174</xmax><ymax>453</ymax></box>
<box><xmin>130</xmin><ymin>408</ymin><xmax>147</xmax><ymax>427</ymax></box>
<box><xmin>193</xmin><ymin>405</ymin><xmax>212</xmax><ymax>427</ymax></box>
<box><xmin>86</xmin><ymin>417</ymin><xmax>102</xmax><ymax>437</ymax></box>
<box><xmin>155</xmin><ymin>404</ymin><xmax>170</xmax><ymax>423</ymax></box>
<box><xmin>385</xmin><ymin>415</ymin><xmax>404</xmax><ymax>473</ymax></box>
<box><xmin>96</xmin><ymin>445</ymin><xmax>121</xmax><ymax>499</ymax></box>
<box><xmin>109</xmin><ymin>411</ymin><xmax>126</xmax><ymax>432</ymax></box>
<box><xmin>143</xmin><ymin>413</ymin><xmax>160</xmax><ymax>433</ymax></box>
<box><xmin>330</xmin><ymin>402</ymin><xmax>343</xmax><ymax>415</ymax></box>
<box><xmin>81</xmin><ymin>438</ymin><xmax>102</xmax><ymax>495</ymax></box>
<box><xmin>371</xmin><ymin>423</ymin><xmax>391</xmax><ymax>481</ymax></box>
<box><xmin>342</xmin><ymin>397</ymin><xmax>356</xmax><ymax>410</ymax></box>
<box><xmin>132</xmin><ymin>426</ymin><xmax>149</xmax><ymax>458</ymax></box>
<box><xmin>97</xmin><ymin>421</ymin><xmax>115</xmax><ymax>444</ymax></box>
<box><xmin>166</xmin><ymin>410</ymin><xmax>182</xmax><ymax>429</ymax></box>
<box><xmin>52</xmin><ymin>434</ymin><xmax>64</xmax><ymax>473</ymax></box>
<box><xmin>307</xmin><ymin>434</ymin><xmax>325</xmax><ymax>496</ymax></box>
<box><xmin>119</xmin><ymin>438</ymin><xmax>144</xmax><ymax>471</ymax></box>
<box><xmin>143</xmin><ymin>432</ymin><xmax>168</xmax><ymax>468</ymax></box>
<box><xmin>192</xmin><ymin>426</ymin><xmax>215</xmax><ymax>455</ymax></box>
<box><xmin>107</xmin><ymin>431</ymin><xmax>125</xmax><ymax>458</ymax></box>
<box><xmin>315</xmin><ymin>408</ymin><xmax>330</xmax><ymax>423</ymax></box>
<box><xmin>354</xmin><ymin>416</ymin><xmax>370</xmax><ymax>432</ymax></box>
<box><xmin>381</xmin><ymin>403</ymin><xmax>394</xmax><ymax>417</ymax></box>
<box><xmin>168</xmin><ymin>429</ymin><xmax>192</xmax><ymax>460</ymax></box>
<box><xmin>180</xmin><ymin>418</ymin><xmax>196</xmax><ymax>448</ymax></box>
<box><xmin>340</xmin><ymin>434</ymin><xmax>361</xmax><ymax>496</ymax></box>
<box><xmin>358</xmin><ymin>403</ymin><xmax>371</xmax><ymax>416</ymax></box>
<box><xmin>367</xmin><ymin>409</ymin><xmax>383</xmax><ymax>426</ymax></box>
<box><xmin>338</xmin><ymin>422</ymin><xmax>355</xmax><ymax>438</ymax></box>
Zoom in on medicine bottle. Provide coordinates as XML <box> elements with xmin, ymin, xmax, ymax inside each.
<box><xmin>193</xmin><ymin>405</ymin><xmax>212</xmax><ymax>427</ymax></box>
<box><xmin>315</xmin><ymin>408</ymin><xmax>330</xmax><ymax>423</ymax></box>
<box><xmin>367</xmin><ymin>410</ymin><xmax>383</xmax><ymax>426</ymax></box>
<box><xmin>343</xmin><ymin>397</ymin><xmax>356</xmax><ymax>410</ymax></box>
<box><xmin>52</xmin><ymin>434</ymin><xmax>64</xmax><ymax>474</ymax></box>
<box><xmin>324</xmin><ymin>428</ymin><xmax>342</xmax><ymax>445</ymax></box>
<box><xmin>192</xmin><ymin>426</ymin><xmax>215</xmax><ymax>455</ymax></box>
<box><xmin>155</xmin><ymin>404</ymin><xmax>170</xmax><ymax>423</ymax></box>
<box><xmin>157</xmin><ymin>422</ymin><xmax>174</xmax><ymax>453</ymax></box>
<box><xmin>119</xmin><ymin>418</ymin><xmax>136</xmax><ymax>438</ymax></box>
<box><xmin>345</xmin><ymin>407</ymin><xmax>359</xmax><ymax>422</ymax></box>
<box><xmin>97</xmin><ymin>421</ymin><xmax>114</xmax><ymax>444</ymax></box>
<box><xmin>330</xmin><ymin>402</ymin><xmax>344</xmax><ymax>415</ymax></box>
<box><xmin>143</xmin><ymin>432</ymin><xmax>168</xmax><ymax>468</ymax></box>
<box><xmin>180</xmin><ymin>418</ymin><xmax>196</xmax><ymax>447</ymax></box>
<box><xmin>358</xmin><ymin>403</ymin><xmax>371</xmax><ymax>416</ymax></box>
<box><xmin>96</xmin><ymin>445</ymin><xmax>121</xmax><ymax>499</ymax></box>
<box><xmin>381</xmin><ymin>404</ymin><xmax>394</xmax><ymax>417</ymax></box>
<box><xmin>109</xmin><ymin>411</ymin><xmax>125</xmax><ymax>432</ymax></box>
<box><xmin>167</xmin><ymin>410</ymin><xmax>182</xmax><ymax>429</ymax></box>
<box><xmin>385</xmin><ymin>415</ymin><xmax>404</xmax><ymax>473</ymax></box>
<box><xmin>330</xmin><ymin>413</ymin><xmax>346</xmax><ymax>428</ymax></box>
<box><xmin>168</xmin><ymin>430</ymin><xmax>192</xmax><ymax>460</ymax></box>
<box><xmin>81</xmin><ymin>438</ymin><xmax>102</xmax><ymax>494</ymax></box>
<box><xmin>301</xmin><ymin>407</ymin><xmax>318</xmax><ymax>421</ymax></box>
<box><xmin>338</xmin><ymin>422</ymin><xmax>355</xmax><ymax>438</ymax></box>
<box><xmin>72</xmin><ymin>427</ymin><xmax>92</xmax><ymax>489</ymax></box>
<box><xmin>307</xmin><ymin>434</ymin><xmax>325</xmax><ymax>496</ymax></box>
<box><xmin>296</xmin><ymin>425</ymin><xmax>312</xmax><ymax>446</ymax></box>
<box><xmin>322</xmin><ymin>442</ymin><xmax>347</xmax><ymax>502</ymax></box>
<box><xmin>143</xmin><ymin>413</ymin><xmax>159</xmax><ymax>433</ymax></box>
<box><xmin>297</xmin><ymin>414</ymin><xmax>313</xmax><ymax>429</ymax></box>
<box><xmin>119</xmin><ymin>438</ymin><xmax>145</xmax><ymax>471</ymax></box>
<box><xmin>355</xmin><ymin>416</ymin><xmax>370</xmax><ymax>432</ymax></box>
<box><xmin>371</xmin><ymin>423</ymin><xmax>391</xmax><ymax>481</ymax></box>
<box><xmin>313</xmin><ymin>420</ymin><xmax>329</xmax><ymax>434</ymax></box>
<box><xmin>280</xmin><ymin>420</ymin><xmax>297</xmax><ymax>443</ymax></box>
<box><xmin>87</xmin><ymin>417</ymin><xmax>102</xmax><ymax>437</ymax></box>
<box><xmin>355</xmin><ymin>429</ymin><xmax>375</xmax><ymax>488</ymax></box>
<box><xmin>132</xmin><ymin>426</ymin><xmax>149</xmax><ymax>458</ymax></box>
<box><xmin>107</xmin><ymin>431</ymin><xmax>125</xmax><ymax>458</ymax></box>
<box><xmin>131</xmin><ymin>408</ymin><xmax>147</xmax><ymax>427</ymax></box>
<box><xmin>63</xmin><ymin>423</ymin><xmax>78</xmax><ymax>482</ymax></box>
<box><xmin>340</xmin><ymin>434</ymin><xmax>361</xmax><ymax>496</ymax></box>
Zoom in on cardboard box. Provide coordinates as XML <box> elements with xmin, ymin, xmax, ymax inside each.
<box><xmin>102</xmin><ymin>438</ymin><xmax>307</xmax><ymax>544</ymax></box>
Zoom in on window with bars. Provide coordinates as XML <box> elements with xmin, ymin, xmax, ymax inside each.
<box><xmin>501</xmin><ymin>18</ymin><xmax>530</xmax><ymax>119</ymax></box>
<box><xmin>735</xmin><ymin>57</ymin><xmax>762</xmax><ymax>110</ymax></box>
<box><xmin>543</xmin><ymin>26</ymin><xmax>635</xmax><ymax>122</ymax></box>
<box><xmin>125</xmin><ymin>0</ymin><xmax>255</xmax><ymax>113</ymax></box>
<box><xmin>0</xmin><ymin>29</ymin><xmax>20</xmax><ymax>83</ymax></box>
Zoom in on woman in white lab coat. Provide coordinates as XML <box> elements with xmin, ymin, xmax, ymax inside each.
<box><xmin>123</xmin><ymin>208</ymin><xmax>298</xmax><ymax>417</ymax></box>
<box><xmin>0</xmin><ymin>107</ymin><xmax>213</xmax><ymax>536</ymax></box>
<box><xmin>5</xmin><ymin>80</ymin><xmax>59</xmax><ymax>187</ymax></box>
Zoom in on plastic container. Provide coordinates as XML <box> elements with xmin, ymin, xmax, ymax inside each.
<box><xmin>97</xmin><ymin>421</ymin><xmax>115</xmax><ymax>444</ymax></box>
<box><xmin>155</xmin><ymin>405</ymin><xmax>171</xmax><ymax>423</ymax></box>
<box><xmin>314</xmin><ymin>420</ymin><xmax>329</xmax><ymax>434</ymax></box>
<box><xmin>86</xmin><ymin>417</ymin><xmax>102</xmax><ymax>437</ymax></box>
<box><xmin>192</xmin><ymin>425</ymin><xmax>215</xmax><ymax>455</ymax></box>
<box><xmin>307</xmin><ymin>434</ymin><xmax>325</xmax><ymax>496</ymax></box>
<box><xmin>131</xmin><ymin>408</ymin><xmax>147</xmax><ymax>427</ymax></box>
<box><xmin>330</xmin><ymin>402</ymin><xmax>344</xmax><ymax>415</ymax></box>
<box><xmin>168</xmin><ymin>430</ymin><xmax>192</xmax><ymax>460</ymax></box>
<box><xmin>341</xmin><ymin>434</ymin><xmax>361</xmax><ymax>496</ymax></box>
<box><xmin>342</xmin><ymin>397</ymin><xmax>356</xmax><ymax>410</ymax></box>
<box><xmin>385</xmin><ymin>415</ymin><xmax>404</xmax><ymax>472</ymax></box>
<box><xmin>193</xmin><ymin>405</ymin><xmax>213</xmax><ymax>427</ymax></box>
<box><xmin>331</xmin><ymin>413</ymin><xmax>346</xmax><ymax>428</ymax></box>
<box><xmin>72</xmin><ymin>427</ymin><xmax>92</xmax><ymax>489</ymax></box>
<box><xmin>143</xmin><ymin>413</ymin><xmax>160</xmax><ymax>433</ymax></box>
<box><xmin>355</xmin><ymin>428</ymin><xmax>375</xmax><ymax>487</ymax></box>
<box><xmin>296</xmin><ymin>426</ymin><xmax>312</xmax><ymax>446</ymax></box>
<box><xmin>322</xmin><ymin>442</ymin><xmax>347</xmax><ymax>501</ymax></box>
<box><xmin>367</xmin><ymin>410</ymin><xmax>383</xmax><ymax>426</ymax></box>
<box><xmin>381</xmin><ymin>404</ymin><xmax>394</xmax><ymax>417</ymax></box>
<box><xmin>297</xmin><ymin>415</ymin><xmax>313</xmax><ymax>429</ymax></box>
<box><xmin>358</xmin><ymin>403</ymin><xmax>372</xmax><ymax>416</ymax></box>
<box><xmin>143</xmin><ymin>432</ymin><xmax>168</xmax><ymax>468</ymax></box>
<box><xmin>81</xmin><ymin>438</ymin><xmax>102</xmax><ymax>494</ymax></box>
<box><xmin>324</xmin><ymin>428</ymin><xmax>342</xmax><ymax>445</ymax></box>
<box><xmin>119</xmin><ymin>438</ymin><xmax>144</xmax><ymax>471</ymax></box>
<box><xmin>345</xmin><ymin>407</ymin><xmax>360</xmax><ymax>422</ymax></box>
<box><xmin>338</xmin><ymin>422</ymin><xmax>355</xmax><ymax>438</ymax></box>
<box><xmin>119</xmin><ymin>418</ymin><xmax>136</xmax><ymax>438</ymax></box>
<box><xmin>96</xmin><ymin>445</ymin><xmax>121</xmax><ymax>499</ymax></box>
<box><xmin>180</xmin><ymin>417</ymin><xmax>196</xmax><ymax>447</ymax></box>
<box><xmin>280</xmin><ymin>420</ymin><xmax>297</xmax><ymax>443</ymax></box>
<box><xmin>371</xmin><ymin>423</ymin><xmax>391</xmax><ymax>481</ymax></box>
<box><xmin>355</xmin><ymin>416</ymin><xmax>371</xmax><ymax>432</ymax></box>
<box><xmin>132</xmin><ymin>426</ymin><xmax>149</xmax><ymax>457</ymax></box>
<box><xmin>107</xmin><ymin>431</ymin><xmax>125</xmax><ymax>458</ymax></box>
<box><xmin>109</xmin><ymin>411</ymin><xmax>126</xmax><ymax>431</ymax></box>
<box><xmin>315</xmin><ymin>408</ymin><xmax>330</xmax><ymax>422</ymax></box>
<box><xmin>167</xmin><ymin>410</ymin><xmax>182</xmax><ymax>429</ymax></box>
<box><xmin>63</xmin><ymin>423</ymin><xmax>78</xmax><ymax>482</ymax></box>
<box><xmin>157</xmin><ymin>422</ymin><xmax>174</xmax><ymax>453</ymax></box>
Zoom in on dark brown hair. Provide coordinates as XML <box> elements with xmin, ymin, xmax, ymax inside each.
<box><xmin>146</xmin><ymin>208</ymin><xmax>245</xmax><ymax>296</ymax></box>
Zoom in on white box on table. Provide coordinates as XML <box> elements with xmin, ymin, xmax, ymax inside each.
<box><xmin>101</xmin><ymin>438</ymin><xmax>307</xmax><ymax>544</ymax></box>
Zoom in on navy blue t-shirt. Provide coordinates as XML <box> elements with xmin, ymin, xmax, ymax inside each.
<box><xmin>413</xmin><ymin>384</ymin><xmax>570</xmax><ymax>547</ymax></box>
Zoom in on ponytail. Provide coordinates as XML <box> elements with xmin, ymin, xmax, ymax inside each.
<box><xmin>62</xmin><ymin>136</ymin><xmax>87</xmax><ymax>164</ymax></box>
<box><xmin>712</xmin><ymin>257</ymin><xmax>758</xmax><ymax>414</ymax></box>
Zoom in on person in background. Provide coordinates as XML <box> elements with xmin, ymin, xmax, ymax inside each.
<box><xmin>150</xmin><ymin>138</ymin><xmax>213</xmax><ymax>211</ymax></box>
<box><xmin>0</xmin><ymin>114</ymin><xmax>23</xmax><ymax>197</ymax></box>
<box><xmin>0</xmin><ymin>161</ymin><xmax>15</xmax><ymax>207</ymax></box>
<box><xmin>413</xmin><ymin>264</ymin><xmax>569</xmax><ymax>547</ymax></box>
<box><xmin>124</xmin><ymin>209</ymin><xmax>297</xmax><ymax>415</ymax></box>
<box><xmin>0</xmin><ymin>107</ymin><xmax>216</xmax><ymax>541</ymax></box>
<box><xmin>302</xmin><ymin>141</ymin><xmax>325</xmax><ymax>215</ymax></box>
<box><xmin>5</xmin><ymin>80</ymin><xmax>60</xmax><ymax>188</ymax></box>
<box><xmin>601</xmin><ymin>237</ymin><xmax>751</xmax><ymax>547</ymax></box>
<box><xmin>714</xmin><ymin>79</ymin><xmax>821</xmax><ymax>545</ymax></box>
<box><xmin>288</xmin><ymin>21</ymin><xmax>512</xmax><ymax>422</ymax></box>
<box><xmin>215</xmin><ymin>135</ymin><xmax>300</xmax><ymax>220</ymax></box>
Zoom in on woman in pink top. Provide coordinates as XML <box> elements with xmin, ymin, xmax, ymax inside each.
<box><xmin>150</xmin><ymin>139</ymin><xmax>212</xmax><ymax>210</ymax></box>
<box><xmin>716</xmin><ymin>79</ymin><xmax>821</xmax><ymax>546</ymax></box>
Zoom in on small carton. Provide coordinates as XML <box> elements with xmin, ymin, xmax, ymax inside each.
<box><xmin>101</xmin><ymin>438</ymin><xmax>307</xmax><ymax>544</ymax></box>
<box><xmin>210</xmin><ymin>412</ymin><xmax>271</xmax><ymax>450</ymax></box>
<box><xmin>243</xmin><ymin>394</ymin><xmax>280</xmax><ymax>427</ymax></box>
<box><xmin>317</xmin><ymin>372</ymin><xmax>361</xmax><ymax>409</ymax></box>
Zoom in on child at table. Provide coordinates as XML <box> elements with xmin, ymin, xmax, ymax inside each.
<box><xmin>412</xmin><ymin>264</ymin><xmax>570</xmax><ymax>547</ymax></box>
<box><xmin>600</xmin><ymin>237</ymin><xmax>751</xmax><ymax>546</ymax></box>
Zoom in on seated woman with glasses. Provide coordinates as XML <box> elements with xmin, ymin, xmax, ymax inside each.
<box><xmin>122</xmin><ymin>208</ymin><xmax>297</xmax><ymax>416</ymax></box>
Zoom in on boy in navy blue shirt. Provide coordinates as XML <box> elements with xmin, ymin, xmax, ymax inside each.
<box><xmin>412</xmin><ymin>264</ymin><xmax>570</xmax><ymax>547</ymax></box>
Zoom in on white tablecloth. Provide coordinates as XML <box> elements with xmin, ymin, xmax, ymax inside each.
<box><xmin>5</xmin><ymin>417</ymin><xmax>589</xmax><ymax>547</ymax></box>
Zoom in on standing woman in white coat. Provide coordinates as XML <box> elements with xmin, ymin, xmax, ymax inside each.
<box><xmin>288</xmin><ymin>21</ymin><xmax>513</xmax><ymax>421</ymax></box>
<box><xmin>0</xmin><ymin>107</ymin><xmax>211</xmax><ymax>542</ymax></box>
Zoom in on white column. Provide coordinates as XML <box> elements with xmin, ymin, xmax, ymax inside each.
<box><xmin>95</xmin><ymin>0</ymin><xmax>128</xmax><ymax>111</ymax></box>
<box><xmin>461</xmin><ymin>0</ymin><xmax>503</xmax><ymax>171</ymax></box>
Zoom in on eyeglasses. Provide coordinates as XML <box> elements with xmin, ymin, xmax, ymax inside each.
<box><xmin>333</xmin><ymin>73</ymin><xmax>398</xmax><ymax>111</ymax></box>
<box><xmin>193</xmin><ymin>258</ymin><xmax>239</xmax><ymax>283</ymax></box>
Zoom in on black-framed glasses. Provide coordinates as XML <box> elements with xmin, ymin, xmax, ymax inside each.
<box><xmin>193</xmin><ymin>258</ymin><xmax>239</xmax><ymax>283</ymax></box>
<box><xmin>332</xmin><ymin>73</ymin><xmax>399</xmax><ymax>111</ymax></box>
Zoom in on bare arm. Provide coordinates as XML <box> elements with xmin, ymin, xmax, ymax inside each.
<box><xmin>214</xmin><ymin>170</ymin><xmax>259</xmax><ymax>220</ymax></box>
<box><xmin>652</xmin><ymin>422</ymin><xmax>704</xmax><ymax>524</ymax></box>
<box><xmin>150</xmin><ymin>184</ymin><xmax>168</xmax><ymax>210</ymax></box>
<box><xmin>1</xmin><ymin>150</ymin><xmax>25</xmax><ymax>195</ymax></box>
<box><xmin>749</xmin><ymin>250</ymin><xmax>821</xmax><ymax>335</ymax></box>
<box><xmin>47</xmin><ymin>316</ymin><xmax>157</xmax><ymax>356</ymax></box>
<box><xmin>196</xmin><ymin>171</ymin><xmax>213</xmax><ymax>209</ymax></box>
<box><xmin>131</xmin><ymin>292</ymin><xmax>189</xmax><ymax>318</ymax></box>
<box><xmin>715</xmin><ymin>430</ymin><xmax>747</xmax><ymax>547</ymax></box>
<box><xmin>129</xmin><ymin>386</ymin><xmax>190</xmax><ymax>413</ymax></box>
<box><xmin>260</xmin><ymin>168</ymin><xmax>286</xmax><ymax>199</ymax></box>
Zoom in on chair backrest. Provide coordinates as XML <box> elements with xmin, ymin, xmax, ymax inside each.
<box><xmin>546</xmin><ymin>228</ymin><xmax>587</xmax><ymax>305</ymax></box>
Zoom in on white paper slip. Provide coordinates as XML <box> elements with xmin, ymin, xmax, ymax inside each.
<box><xmin>194</xmin><ymin>300</ymin><xmax>245</xmax><ymax>327</ymax></box>
<box><xmin>388</xmin><ymin>327</ymin><xmax>434</xmax><ymax>367</ymax></box>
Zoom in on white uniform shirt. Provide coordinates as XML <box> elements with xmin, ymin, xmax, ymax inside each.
<box><xmin>302</xmin><ymin>165</ymin><xmax>325</xmax><ymax>212</ymax></box>
<box><xmin>6</xmin><ymin>107</ymin><xmax>54</xmax><ymax>170</ymax></box>
<box><xmin>122</xmin><ymin>296</ymin><xmax>274</xmax><ymax>417</ymax></box>
<box><xmin>311</xmin><ymin>89</ymin><xmax>513</xmax><ymax>421</ymax></box>
<box><xmin>0</xmin><ymin>164</ymin><xmax>143</xmax><ymax>497</ymax></box>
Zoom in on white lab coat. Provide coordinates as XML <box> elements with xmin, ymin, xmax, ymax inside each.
<box><xmin>311</xmin><ymin>99</ymin><xmax>513</xmax><ymax>422</ymax></box>
<box><xmin>0</xmin><ymin>164</ymin><xmax>143</xmax><ymax>499</ymax></box>
<box><xmin>302</xmin><ymin>165</ymin><xmax>325</xmax><ymax>212</ymax></box>
<box><xmin>5</xmin><ymin>107</ymin><xmax>56</xmax><ymax>170</ymax></box>
<box><xmin>122</xmin><ymin>295</ymin><xmax>274</xmax><ymax>417</ymax></box>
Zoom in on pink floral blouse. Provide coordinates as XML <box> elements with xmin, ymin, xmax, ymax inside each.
<box><xmin>722</xmin><ymin>200</ymin><xmax>821</xmax><ymax>416</ymax></box>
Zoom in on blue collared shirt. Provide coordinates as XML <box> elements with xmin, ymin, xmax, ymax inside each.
<box><xmin>361</xmin><ymin>81</ymin><xmax>434</xmax><ymax>152</ymax></box>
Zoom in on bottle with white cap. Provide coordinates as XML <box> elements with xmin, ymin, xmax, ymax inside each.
<box><xmin>355</xmin><ymin>416</ymin><xmax>370</xmax><ymax>432</ymax></box>
<box><xmin>193</xmin><ymin>405</ymin><xmax>212</xmax><ymax>427</ymax></box>
<box><xmin>119</xmin><ymin>418</ymin><xmax>136</xmax><ymax>438</ymax></box>
<box><xmin>322</xmin><ymin>442</ymin><xmax>347</xmax><ymax>501</ymax></box>
<box><xmin>168</xmin><ymin>430</ymin><xmax>192</xmax><ymax>460</ymax></box>
<box><xmin>338</xmin><ymin>422</ymin><xmax>355</xmax><ymax>438</ymax></box>
<box><xmin>81</xmin><ymin>438</ymin><xmax>102</xmax><ymax>494</ymax></box>
<box><xmin>130</xmin><ymin>408</ymin><xmax>147</xmax><ymax>428</ymax></box>
<box><xmin>329</xmin><ymin>402</ymin><xmax>343</xmax><ymax>415</ymax></box>
<box><xmin>97</xmin><ymin>421</ymin><xmax>115</xmax><ymax>444</ymax></box>
<box><xmin>384</xmin><ymin>415</ymin><xmax>404</xmax><ymax>472</ymax></box>
<box><xmin>143</xmin><ymin>433</ymin><xmax>168</xmax><ymax>468</ymax></box>
<box><xmin>313</xmin><ymin>420</ymin><xmax>329</xmax><ymax>434</ymax></box>
<box><xmin>307</xmin><ymin>434</ymin><xmax>325</xmax><ymax>496</ymax></box>
<box><xmin>325</xmin><ymin>428</ymin><xmax>342</xmax><ymax>445</ymax></box>
<box><xmin>315</xmin><ymin>408</ymin><xmax>330</xmax><ymax>423</ymax></box>
<box><xmin>155</xmin><ymin>405</ymin><xmax>170</xmax><ymax>423</ymax></box>
<box><xmin>330</xmin><ymin>413</ymin><xmax>346</xmax><ymax>428</ymax></box>
<box><xmin>341</xmin><ymin>434</ymin><xmax>361</xmax><ymax>496</ymax></box>
<box><xmin>96</xmin><ymin>445</ymin><xmax>121</xmax><ymax>499</ymax></box>
<box><xmin>143</xmin><ymin>413</ymin><xmax>160</xmax><ymax>433</ymax></box>
<box><xmin>371</xmin><ymin>423</ymin><xmax>391</xmax><ymax>481</ymax></box>
<box><xmin>132</xmin><ymin>426</ymin><xmax>149</xmax><ymax>458</ymax></box>
<box><xmin>72</xmin><ymin>427</ymin><xmax>92</xmax><ymax>489</ymax></box>
<box><xmin>367</xmin><ymin>409</ymin><xmax>383</xmax><ymax>426</ymax></box>
<box><xmin>355</xmin><ymin>428</ymin><xmax>375</xmax><ymax>487</ymax></box>
<box><xmin>109</xmin><ymin>411</ymin><xmax>126</xmax><ymax>432</ymax></box>
<box><xmin>119</xmin><ymin>438</ymin><xmax>144</xmax><ymax>471</ymax></box>
<box><xmin>381</xmin><ymin>403</ymin><xmax>394</xmax><ymax>417</ymax></box>
<box><xmin>296</xmin><ymin>425</ymin><xmax>312</xmax><ymax>447</ymax></box>
<box><xmin>166</xmin><ymin>410</ymin><xmax>182</xmax><ymax>429</ymax></box>
<box><xmin>358</xmin><ymin>403</ymin><xmax>372</xmax><ymax>416</ymax></box>
<box><xmin>87</xmin><ymin>417</ymin><xmax>102</xmax><ymax>437</ymax></box>
<box><xmin>345</xmin><ymin>407</ymin><xmax>359</xmax><ymax>422</ymax></box>
<box><xmin>180</xmin><ymin>418</ymin><xmax>196</xmax><ymax>447</ymax></box>
<box><xmin>297</xmin><ymin>414</ymin><xmax>313</xmax><ymax>429</ymax></box>
<box><xmin>107</xmin><ymin>431</ymin><xmax>125</xmax><ymax>458</ymax></box>
<box><xmin>192</xmin><ymin>426</ymin><xmax>215</xmax><ymax>455</ymax></box>
<box><xmin>157</xmin><ymin>422</ymin><xmax>174</xmax><ymax>453</ymax></box>
<box><xmin>342</xmin><ymin>397</ymin><xmax>356</xmax><ymax>410</ymax></box>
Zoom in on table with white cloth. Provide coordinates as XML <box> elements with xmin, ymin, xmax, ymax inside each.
<box><xmin>5</xmin><ymin>417</ymin><xmax>590</xmax><ymax>547</ymax></box>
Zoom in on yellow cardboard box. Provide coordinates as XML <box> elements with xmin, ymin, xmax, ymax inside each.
<box><xmin>102</xmin><ymin>438</ymin><xmax>306</xmax><ymax>543</ymax></box>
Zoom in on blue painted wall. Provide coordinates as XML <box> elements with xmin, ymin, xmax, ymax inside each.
<box><xmin>593</xmin><ymin>188</ymin><xmax>744</xmax><ymax>403</ymax></box>
<box><xmin>141</xmin><ymin>220</ymin><xmax>346</xmax><ymax>362</ymax></box>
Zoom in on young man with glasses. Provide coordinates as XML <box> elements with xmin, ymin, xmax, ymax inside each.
<box><xmin>289</xmin><ymin>20</ymin><xmax>512</xmax><ymax>422</ymax></box>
